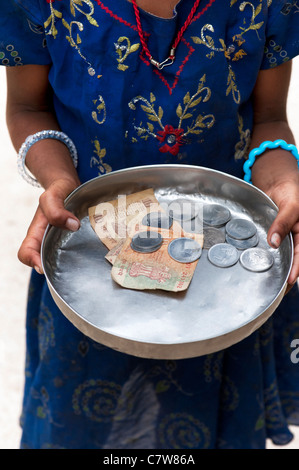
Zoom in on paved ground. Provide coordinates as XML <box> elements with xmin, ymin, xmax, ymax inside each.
<box><xmin>0</xmin><ymin>60</ymin><xmax>299</xmax><ymax>449</ymax></box>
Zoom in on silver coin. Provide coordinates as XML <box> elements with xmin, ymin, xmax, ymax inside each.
<box><xmin>168</xmin><ymin>237</ymin><xmax>202</xmax><ymax>263</ymax></box>
<box><xmin>202</xmin><ymin>204</ymin><xmax>231</xmax><ymax>227</ymax></box>
<box><xmin>207</xmin><ymin>243</ymin><xmax>239</xmax><ymax>268</ymax></box>
<box><xmin>130</xmin><ymin>242</ymin><xmax>162</xmax><ymax>253</ymax></box>
<box><xmin>131</xmin><ymin>231</ymin><xmax>163</xmax><ymax>253</ymax></box>
<box><xmin>225</xmin><ymin>233</ymin><xmax>259</xmax><ymax>250</ymax></box>
<box><xmin>142</xmin><ymin>212</ymin><xmax>173</xmax><ymax>229</ymax></box>
<box><xmin>225</xmin><ymin>218</ymin><xmax>257</xmax><ymax>240</ymax></box>
<box><xmin>168</xmin><ymin>198</ymin><xmax>200</xmax><ymax>221</ymax></box>
<box><xmin>203</xmin><ymin>227</ymin><xmax>226</xmax><ymax>249</ymax></box>
<box><xmin>240</xmin><ymin>247</ymin><xmax>274</xmax><ymax>272</ymax></box>
<box><xmin>180</xmin><ymin>216</ymin><xmax>203</xmax><ymax>235</ymax></box>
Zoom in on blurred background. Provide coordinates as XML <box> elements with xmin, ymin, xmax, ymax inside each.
<box><xmin>0</xmin><ymin>59</ymin><xmax>299</xmax><ymax>449</ymax></box>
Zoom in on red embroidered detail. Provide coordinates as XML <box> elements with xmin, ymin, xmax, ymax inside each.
<box><xmin>93</xmin><ymin>1</ymin><xmax>213</xmax><ymax>93</ymax></box>
<box><xmin>140</xmin><ymin>37</ymin><xmax>194</xmax><ymax>95</ymax></box>
<box><xmin>94</xmin><ymin>0</ymin><xmax>138</xmax><ymax>32</ymax></box>
<box><xmin>156</xmin><ymin>125</ymin><xmax>184</xmax><ymax>156</ymax></box>
<box><xmin>191</xmin><ymin>0</ymin><xmax>217</xmax><ymax>25</ymax></box>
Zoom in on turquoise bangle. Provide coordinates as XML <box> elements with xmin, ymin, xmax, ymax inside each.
<box><xmin>243</xmin><ymin>139</ymin><xmax>299</xmax><ymax>184</ymax></box>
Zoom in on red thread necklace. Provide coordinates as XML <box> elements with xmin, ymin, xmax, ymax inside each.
<box><xmin>132</xmin><ymin>0</ymin><xmax>204</xmax><ymax>70</ymax></box>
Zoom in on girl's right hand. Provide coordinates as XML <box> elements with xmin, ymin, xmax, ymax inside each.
<box><xmin>18</xmin><ymin>178</ymin><xmax>80</xmax><ymax>273</ymax></box>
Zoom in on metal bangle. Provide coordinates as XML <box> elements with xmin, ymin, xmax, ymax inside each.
<box><xmin>17</xmin><ymin>130</ymin><xmax>78</xmax><ymax>188</ymax></box>
<box><xmin>243</xmin><ymin>139</ymin><xmax>299</xmax><ymax>184</ymax></box>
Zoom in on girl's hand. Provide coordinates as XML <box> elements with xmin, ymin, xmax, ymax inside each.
<box><xmin>18</xmin><ymin>178</ymin><xmax>80</xmax><ymax>273</ymax></box>
<box><xmin>266</xmin><ymin>178</ymin><xmax>299</xmax><ymax>292</ymax></box>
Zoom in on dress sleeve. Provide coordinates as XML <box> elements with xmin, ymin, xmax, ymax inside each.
<box><xmin>0</xmin><ymin>0</ymin><xmax>51</xmax><ymax>66</ymax></box>
<box><xmin>261</xmin><ymin>0</ymin><xmax>299</xmax><ymax>69</ymax></box>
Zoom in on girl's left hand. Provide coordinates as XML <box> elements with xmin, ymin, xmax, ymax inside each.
<box><xmin>266</xmin><ymin>178</ymin><xmax>299</xmax><ymax>292</ymax></box>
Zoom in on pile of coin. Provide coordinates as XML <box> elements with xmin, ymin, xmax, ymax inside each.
<box><xmin>130</xmin><ymin>231</ymin><xmax>163</xmax><ymax>253</ymax></box>
<box><xmin>130</xmin><ymin>199</ymin><xmax>274</xmax><ymax>273</ymax></box>
<box><xmin>142</xmin><ymin>212</ymin><xmax>173</xmax><ymax>229</ymax></box>
<box><xmin>167</xmin><ymin>198</ymin><xmax>200</xmax><ymax>222</ymax></box>
<box><xmin>225</xmin><ymin>218</ymin><xmax>259</xmax><ymax>250</ymax></box>
<box><xmin>202</xmin><ymin>203</ymin><xmax>231</xmax><ymax>228</ymax></box>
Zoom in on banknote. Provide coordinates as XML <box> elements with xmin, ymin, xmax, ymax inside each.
<box><xmin>111</xmin><ymin>225</ymin><xmax>203</xmax><ymax>292</ymax></box>
<box><xmin>88</xmin><ymin>188</ymin><xmax>159</xmax><ymax>250</ymax></box>
<box><xmin>89</xmin><ymin>189</ymin><xmax>204</xmax><ymax>292</ymax></box>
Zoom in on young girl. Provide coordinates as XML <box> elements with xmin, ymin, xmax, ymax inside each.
<box><xmin>1</xmin><ymin>0</ymin><xmax>299</xmax><ymax>449</ymax></box>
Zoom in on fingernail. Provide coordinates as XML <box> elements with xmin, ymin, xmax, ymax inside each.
<box><xmin>34</xmin><ymin>265</ymin><xmax>44</xmax><ymax>275</ymax></box>
<box><xmin>66</xmin><ymin>218</ymin><xmax>80</xmax><ymax>231</ymax></box>
<box><xmin>270</xmin><ymin>232</ymin><xmax>281</xmax><ymax>248</ymax></box>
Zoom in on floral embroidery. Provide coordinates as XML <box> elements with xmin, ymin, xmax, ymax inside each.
<box><xmin>280</xmin><ymin>0</ymin><xmax>299</xmax><ymax>15</ymax></box>
<box><xmin>90</xmin><ymin>95</ymin><xmax>111</xmax><ymax>174</ymax></box>
<box><xmin>90</xmin><ymin>138</ymin><xmax>111</xmax><ymax>175</ymax></box>
<box><xmin>128</xmin><ymin>76</ymin><xmax>215</xmax><ymax>156</ymax></box>
<box><xmin>114</xmin><ymin>36</ymin><xmax>140</xmax><ymax>71</ymax></box>
<box><xmin>226</xmin><ymin>65</ymin><xmax>241</xmax><ymax>104</ymax></box>
<box><xmin>45</xmin><ymin>0</ymin><xmax>99</xmax><ymax>75</ymax></box>
<box><xmin>157</xmin><ymin>125</ymin><xmax>185</xmax><ymax>155</ymax></box>
<box><xmin>92</xmin><ymin>95</ymin><xmax>107</xmax><ymax>125</ymax></box>
<box><xmin>234</xmin><ymin>114</ymin><xmax>251</xmax><ymax>160</ymax></box>
<box><xmin>44</xmin><ymin>2</ymin><xmax>62</xmax><ymax>38</ymax></box>
<box><xmin>191</xmin><ymin>1</ymin><xmax>265</xmax><ymax>105</ymax></box>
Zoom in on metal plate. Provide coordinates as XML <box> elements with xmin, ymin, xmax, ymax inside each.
<box><xmin>41</xmin><ymin>165</ymin><xmax>293</xmax><ymax>359</ymax></box>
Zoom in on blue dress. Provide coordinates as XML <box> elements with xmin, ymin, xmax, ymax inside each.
<box><xmin>1</xmin><ymin>0</ymin><xmax>299</xmax><ymax>449</ymax></box>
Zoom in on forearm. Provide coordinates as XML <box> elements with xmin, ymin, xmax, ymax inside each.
<box><xmin>6</xmin><ymin>65</ymin><xmax>80</xmax><ymax>191</ymax></box>
<box><xmin>6</xmin><ymin>107</ymin><xmax>81</xmax><ymax>190</ymax></box>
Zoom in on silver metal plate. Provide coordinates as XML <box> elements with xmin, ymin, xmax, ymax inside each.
<box><xmin>41</xmin><ymin>165</ymin><xmax>293</xmax><ymax>359</ymax></box>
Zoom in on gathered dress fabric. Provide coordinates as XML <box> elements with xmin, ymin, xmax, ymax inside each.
<box><xmin>1</xmin><ymin>0</ymin><xmax>299</xmax><ymax>449</ymax></box>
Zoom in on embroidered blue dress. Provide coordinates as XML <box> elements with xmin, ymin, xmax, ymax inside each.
<box><xmin>1</xmin><ymin>0</ymin><xmax>299</xmax><ymax>449</ymax></box>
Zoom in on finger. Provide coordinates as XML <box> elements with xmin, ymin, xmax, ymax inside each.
<box><xmin>18</xmin><ymin>207</ymin><xmax>48</xmax><ymax>272</ymax></box>
<box><xmin>39</xmin><ymin>181</ymin><xmax>80</xmax><ymax>231</ymax></box>
<box><xmin>287</xmin><ymin>229</ymin><xmax>299</xmax><ymax>286</ymax></box>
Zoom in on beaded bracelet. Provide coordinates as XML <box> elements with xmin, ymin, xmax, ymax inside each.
<box><xmin>243</xmin><ymin>139</ymin><xmax>299</xmax><ymax>184</ymax></box>
<box><xmin>17</xmin><ymin>130</ymin><xmax>78</xmax><ymax>187</ymax></box>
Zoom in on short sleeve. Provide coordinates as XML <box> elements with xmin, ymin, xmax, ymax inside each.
<box><xmin>261</xmin><ymin>0</ymin><xmax>299</xmax><ymax>69</ymax></box>
<box><xmin>0</xmin><ymin>0</ymin><xmax>51</xmax><ymax>66</ymax></box>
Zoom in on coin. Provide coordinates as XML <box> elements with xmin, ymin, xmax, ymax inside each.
<box><xmin>225</xmin><ymin>218</ymin><xmax>257</xmax><ymax>240</ymax></box>
<box><xmin>131</xmin><ymin>231</ymin><xmax>163</xmax><ymax>253</ymax></box>
<box><xmin>203</xmin><ymin>227</ymin><xmax>226</xmax><ymax>249</ymax></box>
<box><xmin>240</xmin><ymin>247</ymin><xmax>274</xmax><ymax>272</ymax></box>
<box><xmin>225</xmin><ymin>233</ymin><xmax>259</xmax><ymax>250</ymax></box>
<box><xmin>168</xmin><ymin>198</ymin><xmax>200</xmax><ymax>221</ymax></box>
<box><xmin>168</xmin><ymin>237</ymin><xmax>202</xmax><ymax>263</ymax></box>
<box><xmin>207</xmin><ymin>243</ymin><xmax>239</xmax><ymax>268</ymax></box>
<box><xmin>142</xmin><ymin>212</ymin><xmax>173</xmax><ymax>229</ymax></box>
<box><xmin>202</xmin><ymin>204</ymin><xmax>231</xmax><ymax>227</ymax></box>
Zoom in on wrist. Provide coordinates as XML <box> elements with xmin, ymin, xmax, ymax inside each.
<box><xmin>18</xmin><ymin>130</ymin><xmax>79</xmax><ymax>188</ymax></box>
<box><xmin>244</xmin><ymin>139</ymin><xmax>299</xmax><ymax>185</ymax></box>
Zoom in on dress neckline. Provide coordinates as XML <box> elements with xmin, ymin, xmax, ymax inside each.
<box><xmin>125</xmin><ymin>0</ymin><xmax>182</xmax><ymax>21</ymax></box>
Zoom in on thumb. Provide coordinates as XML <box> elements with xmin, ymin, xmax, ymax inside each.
<box><xmin>267</xmin><ymin>202</ymin><xmax>297</xmax><ymax>249</ymax></box>
<box><xmin>18</xmin><ymin>206</ymin><xmax>49</xmax><ymax>272</ymax></box>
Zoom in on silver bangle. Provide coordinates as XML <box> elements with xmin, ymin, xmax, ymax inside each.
<box><xmin>17</xmin><ymin>130</ymin><xmax>78</xmax><ymax>187</ymax></box>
